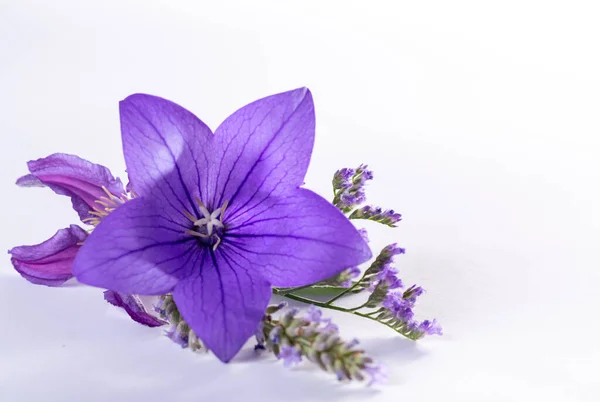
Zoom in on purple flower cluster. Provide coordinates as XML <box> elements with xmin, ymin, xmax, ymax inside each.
<box><xmin>382</xmin><ymin>287</ymin><xmax>442</xmax><ymax>339</ymax></box>
<box><xmin>333</xmin><ymin>164</ymin><xmax>373</xmax><ymax>212</ymax></box>
<box><xmin>355</xmin><ymin>243</ymin><xmax>405</xmax><ymax>293</ymax></box>
<box><xmin>349</xmin><ymin>205</ymin><xmax>402</xmax><ymax>227</ymax></box>
<box><xmin>258</xmin><ymin>305</ymin><xmax>384</xmax><ymax>384</ymax></box>
<box><xmin>372</xmin><ymin>265</ymin><xmax>403</xmax><ymax>290</ymax></box>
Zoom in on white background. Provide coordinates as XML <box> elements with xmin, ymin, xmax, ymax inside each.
<box><xmin>1</xmin><ymin>1</ymin><xmax>599</xmax><ymax>401</ymax></box>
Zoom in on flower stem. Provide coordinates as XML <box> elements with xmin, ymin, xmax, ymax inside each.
<box><xmin>274</xmin><ymin>284</ymin><xmax>315</xmax><ymax>295</ymax></box>
<box><xmin>276</xmin><ymin>291</ymin><xmax>419</xmax><ymax>341</ymax></box>
<box><xmin>324</xmin><ymin>276</ymin><xmax>364</xmax><ymax>304</ymax></box>
<box><xmin>278</xmin><ymin>292</ymin><xmax>353</xmax><ymax>313</ymax></box>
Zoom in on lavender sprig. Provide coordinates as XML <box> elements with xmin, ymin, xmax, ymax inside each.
<box><xmin>256</xmin><ymin>303</ymin><xmax>385</xmax><ymax>384</ymax></box>
<box><xmin>155</xmin><ymin>294</ymin><xmax>206</xmax><ymax>352</ymax></box>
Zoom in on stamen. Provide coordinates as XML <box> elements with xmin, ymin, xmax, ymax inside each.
<box><xmin>213</xmin><ymin>236</ymin><xmax>222</xmax><ymax>251</ymax></box>
<box><xmin>94</xmin><ymin>200</ymin><xmax>113</xmax><ymax>208</ymax></box>
<box><xmin>186</xmin><ymin>230</ymin><xmax>209</xmax><ymax>238</ymax></box>
<box><xmin>183</xmin><ymin>209</ymin><xmax>197</xmax><ymax>223</ymax></box>
<box><xmin>102</xmin><ymin>186</ymin><xmax>117</xmax><ymax>200</ymax></box>
<box><xmin>88</xmin><ymin>211</ymin><xmax>107</xmax><ymax>217</ymax></box>
<box><xmin>220</xmin><ymin>200</ymin><xmax>229</xmax><ymax>221</ymax></box>
<box><xmin>187</xmin><ymin>199</ymin><xmax>229</xmax><ymax>250</ymax></box>
<box><xmin>84</xmin><ymin>189</ymin><xmax>135</xmax><ymax>227</ymax></box>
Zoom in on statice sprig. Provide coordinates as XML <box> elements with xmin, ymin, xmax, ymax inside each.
<box><xmin>256</xmin><ymin>303</ymin><xmax>385</xmax><ymax>384</ymax></box>
<box><xmin>349</xmin><ymin>205</ymin><xmax>402</xmax><ymax>227</ymax></box>
<box><xmin>272</xmin><ymin>164</ymin><xmax>442</xmax><ymax>342</ymax></box>
<box><xmin>332</xmin><ymin>165</ymin><xmax>373</xmax><ymax>213</ymax></box>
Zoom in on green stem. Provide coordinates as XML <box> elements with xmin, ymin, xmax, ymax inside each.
<box><xmin>353</xmin><ymin>311</ymin><xmax>419</xmax><ymax>340</ymax></box>
<box><xmin>277</xmin><ymin>293</ymin><xmax>418</xmax><ymax>341</ymax></box>
<box><xmin>274</xmin><ymin>284</ymin><xmax>314</xmax><ymax>295</ymax></box>
<box><xmin>324</xmin><ymin>276</ymin><xmax>363</xmax><ymax>305</ymax></box>
<box><xmin>347</xmin><ymin>301</ymin><xmax>369</xmax><ymax>311</ymax></box>
<box><xmin>279</xmin><ymin>293</ymin><xmax>353</xmax><ymax>313</ymax></box>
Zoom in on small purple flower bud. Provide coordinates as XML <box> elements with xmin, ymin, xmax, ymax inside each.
<box><xmin>305</xmin><ymin>305</ymin><xmax>323</xmax><ymax>322</ymax></box>
<box><xmin>382</xmin><ymin>292</ymin><xmax>414</xmax><ymax>321</ymax></box>
<box><xmin>166</xmin><ymin>322</ymin><xmax>189</xmax><ymax>348</ymax></box>
<box><xmin>269</xmin><ymin>327</ymin><xmax>281</xmax><ymax>344</ymax></box>
<box><xmin>403</xmin><ymin>285</ymin><xmax>425</xmax><ymax>303</ymax></box>
<box><xmin>375</xmin><ymin>266</ymin><xmax>404</xmax><ymax>290</ymax></box>
<box><xmin>322</xmin><ymin>318</ymin><xmax>339</xmax><ymax>334</ymax></box>
<box><xmin>407</xmin><ymin>320</ymin><xmax>419</xmax><ymax>331</ymax></box>
<box><xmin>418</xmin><ymin>319</ymin><xmax>443</xmax><ymax>336</ymax></box>
<box><xmin>333</xmin><ymin>168</ymin><xmax>355</xmax><ymax>190</ymax></box>
<box><xmin>383</xmin><ymin>243</ymin><xmax>405</xmax><ymax>257</ymax></box>
<box><xmin>278</xmin><ymin>345</ymin><xmax>302</xmax><ymax>367</ymax></box>
<box><xmin>365</xmin><ymin>364</ymin><xmax>387</xmax><ymax>386</ymax></box>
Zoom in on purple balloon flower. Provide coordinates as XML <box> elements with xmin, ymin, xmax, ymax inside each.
<box><xmin>72</xmin><ymin>88</ymin><xmax>372</xmax><ymax>362</ymax></box>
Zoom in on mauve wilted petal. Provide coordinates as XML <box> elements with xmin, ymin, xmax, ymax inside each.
<box><xmin>119</xmin><ymin>94</ymin><xmax>213</xmax><ymax>223</ymax></box>
<box><xmin>172</xmin><ymin>249</ymin><xmax>272</xmax><ymax>362</ymax></box>
<box><xmin>210</xmin><ymin>87</ymin><xmax>314</xmax><ymax>217</ymax></box>
<box><xmin>9</xmin><ymin>225</ymin><xmax>88</xmax><ymax>286</ymax></box>
<box><xmin>103</xmin><ymin>290</ymin><xmax>166</xmax><ymax>327</ymax></box>
<box><xmin>16</xmin><ymin>153</ymin><xmax>124</xmax><ymax>220</ymax></box>
<box><xmin>73</xmin><ymin>197</ymin><xmax>197</xmax><ymax>295</ymax></box>
<box><xmin>225</xmin><ymin>189</ymin><xmax>372</xmax><ymax>287</ymax></box>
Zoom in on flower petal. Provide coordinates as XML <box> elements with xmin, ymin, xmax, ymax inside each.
<box><xmin>73</xmin><ymin>197</ymin><xmax>198</xmax><ymax>295</ymax></box>
<box><xmin>172</xmin><ymin>249</ymin><xmax>271</xmax><ymax>362</ymax></box>
<box><xmin>103</xmin><ymin>290</ymin><xmax>166</xmax><ymax>327</ymax></box>
<box><xmin>224</xmin><ymin>189</ymin><xmax>372</xmax><ymax>287</ymax></box>
<box><xmin>17</xmin><ymin>153</ymin><xmax>124</xmax><ymax>220</ymax></box>
<box><xmin>119</xmin><ymin>94</ymin><xmax>213</xmax><ymax>221</ymax></box>
<box><xmin>8</xmin><ymin>225</ymin><xmax>88</xmax><ymax>286</ymax></box>
<box><xmin>210</xmin><ymin>87</ymin><xmax>314</xmax><ymax>217</ymax></box>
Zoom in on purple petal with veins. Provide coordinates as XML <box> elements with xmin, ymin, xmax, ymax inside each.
<box><xmin>103</xmin><ymin>290</ymin><xmax>167</xmax><ymax>327</ymax></box>
<box><xmin>16</xmin><ymin>153</ymin><xmax>124</xmax><ymax>220</ymax></box>
<box><xmin>73</xmin><ymin>88</ymin><xmax>372</xmax><ymax>363</ymax></box>
<box><xmin>9</xmin><ymin>225</ymin><xmax>87</xmax><ymax>286</ymax></box>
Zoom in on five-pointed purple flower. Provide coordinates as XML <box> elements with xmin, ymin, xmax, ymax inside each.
<box><xmin>72</xmin><ymin>88</ymin><xmax>372</xmax><ymax>362</ymax></box>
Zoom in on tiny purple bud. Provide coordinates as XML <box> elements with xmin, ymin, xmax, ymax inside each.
<box><xmin>418</xmin><ymin>319</ymin><xmax>443</xmax><ymax>336</ymax></box>
<box><xmin>322</xmin><ymin>318</ymin><xmax>339</xmax><ymax>334</ymax></box>
<box><xmin>305</xmin><ymin>305</ymin><xmax>323</xmax><ymax>322</ymax></box>
<box><xmin>278</xmin><ymin>345</ymin><xmax>302</xmax><ymax>367</ymax></box>
<box><xmin>365</xmin><ymin>364</ymin><xmax>387</xmax><ymax>386</ymax></box>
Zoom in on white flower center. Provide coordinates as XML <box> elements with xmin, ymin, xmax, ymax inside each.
<box><xmin>193</xmin><ymin>203</ymin><xmax>225</xmax><ymax>236</ymax></box>
<box><xmin>184</xmin><ymin>199</ymin><xmax>229</xmax><ymax>250</ymax></box>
